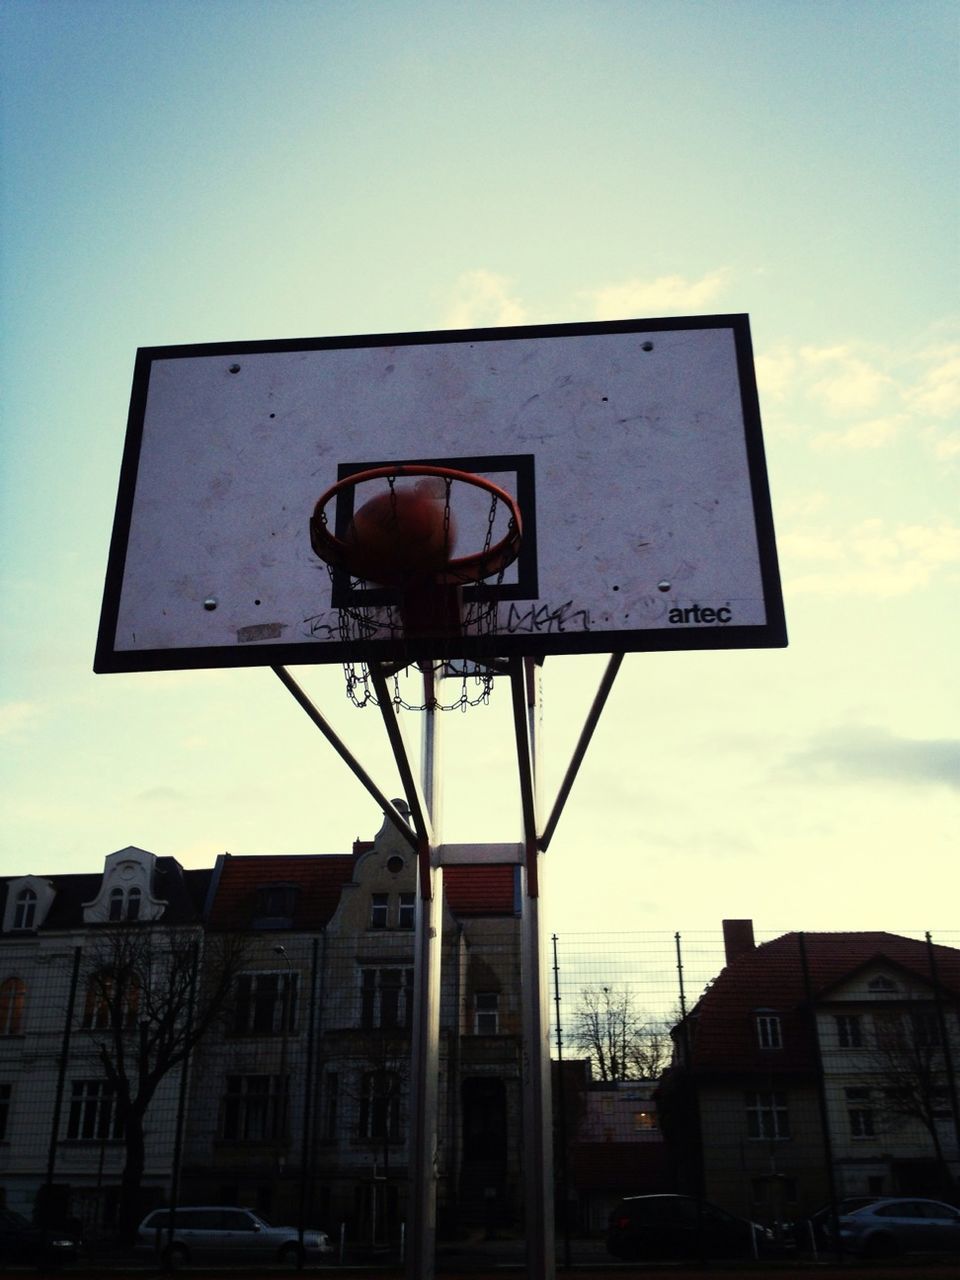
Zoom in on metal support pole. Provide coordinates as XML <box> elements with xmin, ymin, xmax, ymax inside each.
<box><xmin>513</xmin><ymin>657</ymin><xmax>555</xmax><ymax>1279</ymax></box>
<box><xmin>406</xmin><ymin>665</ymin><xmax>443</xmax><ymax>1280</ymax></box>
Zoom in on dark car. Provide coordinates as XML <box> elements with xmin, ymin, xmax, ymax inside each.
<box><xmin>828</xmin><ymin>1197</ymin><xmax>960</xmax><ymax>1258</ymax></box>
<box><xmin>0</xmin><ymin>1207</ymin><xmax>80</xmax><ymax>1268</ymax></box>
<box><xmin>607</xmin><ymin>1193</ymin><xmax>776</xmax><ymax>1261</ymax></box>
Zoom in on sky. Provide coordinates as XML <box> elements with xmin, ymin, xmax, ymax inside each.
<box><xmin>1</xmin><ymin>0</ymin><xmax>958</xmax><ymax>941</ymax></box>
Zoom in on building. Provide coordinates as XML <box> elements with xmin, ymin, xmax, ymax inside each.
<box><xmin>0</xmin><ymin>848</ymin><xmax>211</xmax><ymax>1234</ymax></box>
<box><xmin>171</xmin><ymin>803</ymin><xmax>525</xmax><ymax>1240</ymax></box>
<box><xmin>659</xmin><ymin>920</ymin><xmax>960</xmax><ymax>1227</ymax></box>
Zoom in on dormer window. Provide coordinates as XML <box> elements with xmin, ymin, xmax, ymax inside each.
<box><xmin>756</xmin><ymin>1013</ymin><xmax>782</xmax><ymax>1049</ymax></box>
<box><xmin>107</xmin><ymin>886</ymin><xmax>141</xmax><ymax>922</ymax></box>
<box><xmin>253</xmin><ymin>884</ymin><xmax>298</xmax><ymax>929</ymax></box>
<box><xmin>13</xmin><ymin>890</ymin><xmax>37</xmax><ymax>931</ymax></box>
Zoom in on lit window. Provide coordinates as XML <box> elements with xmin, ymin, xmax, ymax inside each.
<box><xmin>0</xmin><ymin>978</ymin><xmax>25</xmax><ymax>1036</ymax></box>
<box><xmin>836</xmin><ymin>1014</ymin><xmax>863</xmax><ymax>1048</ymax></box>
<box><xmin>745</xmin><ymin>1090</ymin><xmax>790</xmax><ymax>1140</ymax></box>
<box><xmin>634</xmin><ymin>1108</ymin><xmax>658</xmax><ymax>1132</ymax></box>
<box><xmin>370</xmin><ymin>894</ymin><xmax>389</xmax><ymax>929</ymax></box>
<box><xmin>475</xmin><ymin>992</ymin><xmax>499</xmax><ymax>1035</ymax></box>
<box><xmin>82</xmin><ymin>971</ymin><xmax>140</xmax><ymax>1031</ymax></box>
<box><xmin>13</xmin><ymin>890</ymin><xmax>36</xmax><ymax>931</ymax></box>
<box><xmin>756</xmin><ymin>1014</ymin><xmax>782</xmax><ymax>1049</ymax></box>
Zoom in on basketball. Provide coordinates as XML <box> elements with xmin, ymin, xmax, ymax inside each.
<box><xmin>345</xmin><ymin>481</ymin><xmax>457</xmax><ymax>583</ymax></box>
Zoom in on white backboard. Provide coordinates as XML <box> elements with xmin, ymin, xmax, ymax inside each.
<box><xmin>95</xmin><ymin>315</ymin><xmax>786</xmax><ymax>672</ymax></box>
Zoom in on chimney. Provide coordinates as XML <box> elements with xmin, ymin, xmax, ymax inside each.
<box><xmin>722</xmin><ymin>919</ymin><xmax>755</xmax><ymax>965</ymax></box>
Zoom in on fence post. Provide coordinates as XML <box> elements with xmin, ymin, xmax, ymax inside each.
<box><xmin>43</xmin><ymin>946</ymin><xmax>82</xmax><ymax>1228</ymax></box>
<box><xmin>551</xmin><ymin>933</ymin><xmax>571</xmax><ymax>1268</ymax></box>
<box><xmin>168</xmin><ymin>938</ymin><xmax>199</xmax><ymax>1255</ymax></box>
<box><xmin>797</xmin><ymin>932</ymin><xmax>842</xmax><ymax>1259</ymax></box>
<box><xmin>925</xmin><ymin>932</ymin><xmax>960</xmax><ymax>1183</ymax></box>
<box><xmin>298</xmin><ymin>934</ymin><xmax>321</xmax><ymax>1263</ymax></box>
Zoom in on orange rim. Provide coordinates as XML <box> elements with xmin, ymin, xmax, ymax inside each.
<box><xmin>310</xmin><ymin>464</ymin><xmax>523</xmax><ymax>584</ymax></box>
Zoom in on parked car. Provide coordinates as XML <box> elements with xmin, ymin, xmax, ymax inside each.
<box><xmin>827</xmin><ymin>1198</ymin><xmax>960</xmax><ymax>1258</ymax></box>
<box><xmin>135</xmin><ymin>1206</ymin><xmax>333</xmax><ymax>1268</ymax></box>
<box><xmin>805</xmin><ymin>1196</ymin><xmax>881</xmax><ymax>1247</ymax></box>
<box><xmin>0</xmin><ymin>1206</ymin><xmax>80</xmax><ymax>1268</ymax></box>
<box><xmin>607</xmin><ymin>1193</ymin><xmax>778</xmax><ymax>1260</ymax></box>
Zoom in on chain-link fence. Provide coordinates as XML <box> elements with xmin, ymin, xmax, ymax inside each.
<box><xmin>1</xmin><ymin>924</ymin><xmax>958</xmax><ymax>1270</ymax></box>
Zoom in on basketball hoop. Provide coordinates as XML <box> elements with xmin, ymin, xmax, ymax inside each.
<box><xmin>309</xmin><ymin>464</ymin><xmax>523</xmax><ymax>710</ymax></box>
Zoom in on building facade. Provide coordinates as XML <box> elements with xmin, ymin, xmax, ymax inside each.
<box><xmin>659</xmin><ymin>920</ymin><xmax>960</xmax><ymax>1227</ymax></box>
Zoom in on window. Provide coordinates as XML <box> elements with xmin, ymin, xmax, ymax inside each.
<box><xmin>0</xmin><ymin>979</ymin><xmax>25</xmax><ymax>1036</ymax></box>
<box><xmin>633</xmin><ymin>1108</ymin><xmax>658</xmax><ymax>1132</ymax></box>
<box><xmin>370</xmin><ymin>894</ymin><xmax>389</xmax><ymax>929</ymax></box>
<box><xmin>321</xmin><ymin>1072</ymin><xmax>338</xmax><ymax>1141</ymax></box>
<box><xmin>253</xmin><ymin>883</ymin><xmax>298</xmax><ymax>927</ymax></box>
<box><xmin>745</xmin><ymin>1091</ymin><xmax>790</xmax><ymax>1140</ymax></box>
<box><xmin>836</xmin><ymin>1014</ymin><xmax>863</xmax><ymax>1048</ymax></box>
<box><xmin>0</xmin><ymin>1083</ymin><xmax>10</xmax><ymax>1139</ymax></box>
<box><xmin>911</xmin><ymin>1010</ymin><xmax>941</xmax><ymax>1046</ymax></box>
<box><xmin>360</xmin><ymin>968</ymin><xmax>413</xmax><ymax>1031</ymax></box>
<box><xmin>846</xmin><ymin>1087</ymin><xmax>875</xmax><ymax>1138</ymax></box>
<box><xmin>398</xmin><ymin>894</ymin><xmax>415</xmax><ymax>930</ymax></box>
<box><xmin>868</xmin><ymin>975</ymin><xmax>898</xmax><ymax>993</ymax></box>
<box><xmin>12</xmin><ymin>890</ymin><xmax>36</xmax><ymax>931</ymax></box>
<box><xmin>474</xmin><ymin>992</ymin><xmax>499</xmax><ymax>1035</ymax></box>
<box><xmin>221</xmin><ymin>1074</ymin><xmax>287</xmax><ymax>1141</ymax></box>
<box><xmin>233</xmin><ymin>972</ymin><xmax>298</xmax><ymax>1035</ymax></box>
<box><xmin>359</xmin><ymin>1071</ymin><xmax>401</xmax><ymax>1142</ymax></box>
<box><xmin>82</xmin><ymin>971</ymin><xmax>140</xmax><ymax>1031</ymax></box>
<box><xmin>67</xmin><ymin>1080</ymin><xmax>123</xmax><ymax>1141</ymax></box>
<box><xmin>107</xmin><ymin>887</ymin><xmax>141</xmax><ymax>922</ymax></box>
<box><xmin>756</xmin><ymin>1014</ymin><xmax>782</xmax><ymax>1049</ymax></box>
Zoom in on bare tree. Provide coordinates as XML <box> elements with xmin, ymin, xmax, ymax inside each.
<box><xmin>80</xmin><ymin>926</ymin><xmax>248</xmax><ymax>1239</ymax></box>
<box><xmin>570</xmin><ymin>985</ymin><xmax>673</xmax><ymax>1081</ymax></box>
<box><xmin>870</xmin><ymin>1003</ymin><xmax>958</xmax><ymax>1197</ymax></box>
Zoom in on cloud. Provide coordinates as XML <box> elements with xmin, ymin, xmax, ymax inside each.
<box><xmin>780</xmin><ymin>518</ymin><xmax>960</xmax><ymax>597</ymax></box>
<box><xmin>758</xmin><ymin>335</ymin><xmax>960</xmax><ymax>456</ymax></box>
<box><xmin>444</xmin><ymin>270</ymin><xmax>529</xmax><ymax>329</ymax></box>
<box><xmin>0</xmin><ymin>701</ymin><xmax>43</xmax><ymax>737</ymax></box>
<box><xmin>581</xmin><ymin>270</ymin><xmax>731</xmax><ymax>320</ymax></box>
<box><xmin>786</xmin><ymin>725</ymin><xmax>960</xmax><ymax>791</ymax></box>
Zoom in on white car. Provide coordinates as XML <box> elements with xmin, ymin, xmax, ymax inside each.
<box><xmin>136</xmin><ymin>1206</ymin><xmax>333</xmax><ymax>1268</ymax></box>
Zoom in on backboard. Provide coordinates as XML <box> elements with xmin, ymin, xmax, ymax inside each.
<box><xmin>94</xmin><ymin>314</ymin><xmax>786</xmax><ymax>673</ymax></box>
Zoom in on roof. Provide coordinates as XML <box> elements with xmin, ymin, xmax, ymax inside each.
<box><xmin>206</xmin><ymin>853</ymin><xmax>518</xmax><ymax>928</ymax></box>
<box><xmin>0</xmin><ymin>860</ymin><xmax>212</xmax><ymax>930</ymax></box>
<box><xmin>682</xmin><ymin>931</ymin><xmax>960</xmax><ymax>1076</ymax></box>
<box><xmin>205</xmin><ymin>853</ymin><xmax>358</xmax><ymax>929</ymax></box>
<box><xmin>444</xmin><ymin>865</ymin><xmax>517</xmax><ymax>916</ymax></box>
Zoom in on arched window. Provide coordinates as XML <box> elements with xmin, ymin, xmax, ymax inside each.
<box><xmin>126</xmin><ymin>888</ymin><xmax>141</xmax><ymax>921</ymax></box>
<box><xmin>13</xmin><ymin>889</ymin><xmax>37</xmax><ymax>930</ymax></box>
<box><xmin>0</xmin><ymin>977</ymin><xmax>25</xmax><ymax>1035</ymax></box>
<box><xmin>108</xmin><ymin>888</ymin><xmax>125</xmax><ymax>922</ymax></box>
<box><xmin>82</xmin><ymin>970</ymin><xmax>140</xmax><ymax>1031</ymax></box>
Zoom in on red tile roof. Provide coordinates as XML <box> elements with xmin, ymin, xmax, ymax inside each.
<box><xmin>685</xmin><ymin>931</ymin><xmax>960</xmax><ymax>1076</ymax></box>
<box><xmin>206</xmin><ymin>853</ymin><xmax>357</xmax><ymax>929</ymax></box>
<box><xmin>206</xmin><ymin>854</ymin><xmax>518</xmax><ymax>928</ymax></box>
<box><xmin>443</xmin><ymin>865</ymin><xmax>516</xmax><ymax>916</ymax></box>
